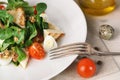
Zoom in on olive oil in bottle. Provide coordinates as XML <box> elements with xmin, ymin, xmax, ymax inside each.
<box><xmin>79</xmin><ymin>0</ymin><xmax>116</xmax><ymax>16</ymax></box>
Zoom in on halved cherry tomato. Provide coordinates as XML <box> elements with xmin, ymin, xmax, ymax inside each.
<box><xmin>28</xmin><ymin>42</ymin><xmax>45</xmax><ymax>59</ymax></box>
<box><xmin>77</xmin><ymin>58</ymin><xmax>96</xmax><ymax>78</ymax></box>
<box><xmin>33</xmin><ymin>6</ymin><xmax>37</xmax><ymax>15</ymax></box>
<box><xmin>0</xmin><ymin>5</ymin><xmax>5</xmax><ymax>10</ymax></box>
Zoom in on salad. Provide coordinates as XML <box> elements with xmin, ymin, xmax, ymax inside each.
<box><xmin>0</xmin><ymin>0</ymin><xmax>64</xmax><ymax>68</ymax></box>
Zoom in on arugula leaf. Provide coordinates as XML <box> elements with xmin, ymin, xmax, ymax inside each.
<box><xmin>10</xmin><ymin>26</ymin><xmax>25</xmax><ymax>44</ymax></box>
<box><xmin>43</xmin><ymin>22</ymin><xmax>49</xmax><ymax>29</ymax></box>
<box><xmin>16</xmin><ymin>29</ymin><xmax>25</xmax><ymax>44</ymax></box>
<box><xmin>0</xmin><ymin>28</ymin><xmax>13</xmax><ymax>40</ymax></box>
<box><xmin>34</xmin><ymin>16</ymin><xmax>44</xmax><ymax>42</ymax></box>
<box><xmin>26</xmin><ymin>21</ymin><xmax>37</xmax><ymax>40</ymax></box>
<box><xmin>7</xmin><ymin>0</ymin><xmax>47</xmax><ymax>15</ymax></box>
<box><xmin>7</xmin><ymin>0</ymin><xmax>28</xmax><ymax>9</ymax></box>
<box><xmin>36</xmin><ymin>3</ymin><xmax>47</xmax><ymax>15</ymax></box>
<box><xmin>36</xmin><ymin>16</ymin><xmax>43</xmax><ymax>30</ymax></box>
<box><xmin>24</xmin><ymin>21</ymin><xmax>37</xmax><ymax>47</ymax></box>
<box><xmin>24</xmin><ymin>40</ymin><xmax>32</xmax><ymax>47</ymax></box>
<box><xmin>14</xmin><ymin>47</ymin><xmax>26</xmax><ymax>62</ymax></box>
<box><xmin>7</xmin><ymin>0</ymin><xmax>34</xmax><ymax>16</ymax></box>
<box><xmin>0</xmin><ymin>37</ymin><xmax>14</xmax><ymax>51</ymax></box>
<box><xmin>0</xmin><ymin>0</ymin><xmax>48</xmax><ymax>54</ymax></box>
<box><xmin>23</xmin><ymin>6</ymin><xmax>34</xmax><ymax>16</ymax></box>
<box><xmin>35</xmin><ymin>16</ymin><xmax>44</xmax><ymax>35</ymax></box>
<box><xmin>0</xmin><ymin>10</ymin><xmax>14</xmax><ymax>27</ymax></box>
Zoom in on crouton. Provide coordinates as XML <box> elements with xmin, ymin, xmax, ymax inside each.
<box><xmin>7</xmin><ymin>8</ymin><xmax>26</xmax><ymax>28</ymax></box>
<box><xmin>44</xmin><ymin>23</ymin><xmax>64</xmax><ymax>40</ymax></box>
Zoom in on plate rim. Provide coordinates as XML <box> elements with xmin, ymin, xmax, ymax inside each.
<box><xmin>0</xmin><ymin>0</ymin><xmax>87</xmax><ymax>80</ymax></box>
<box><xmin>42</xmin><ymin>1</ymin><xmax>87</xmax><ymax>80</ymax></box>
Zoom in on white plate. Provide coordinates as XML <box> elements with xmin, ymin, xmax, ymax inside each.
<box><xmin>0</xmin><ymin>0</ymin><xmax>87</xmax><ymax>80</ymax></box>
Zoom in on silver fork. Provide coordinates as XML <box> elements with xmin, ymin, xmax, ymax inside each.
<box><xmin>48</xmin><ymin>42</ymin><xmax>120</xmax><ymax>59</ymax></box>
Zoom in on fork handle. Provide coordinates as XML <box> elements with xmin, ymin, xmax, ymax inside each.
<box><xmin>95</xmin><ymin>52</ymin><xmax>120</xmax><ymax>56</ymax></box>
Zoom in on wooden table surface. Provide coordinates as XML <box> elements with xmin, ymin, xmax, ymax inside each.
<box><xmin>51</xmin><ymin>0</ymin><xmax>120</xmax><ymax>80</ymax></box>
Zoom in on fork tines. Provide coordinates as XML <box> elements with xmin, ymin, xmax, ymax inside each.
<box><xmin>48</xmin><ymin>42</ymin><xmax>88</xmax><ymax>59</ymax></box>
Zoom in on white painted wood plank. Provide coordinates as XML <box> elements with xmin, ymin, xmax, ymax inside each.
<box><xmin>97</xmin><ymin>71</ymin><xmax>120</xmax><ymax>80</ymax></box>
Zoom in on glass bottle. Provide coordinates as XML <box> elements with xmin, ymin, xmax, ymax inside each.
<box><xmin>78</xmin><ymin>0</ymin><xmax>116</xmax><ymax>16</ymax></box>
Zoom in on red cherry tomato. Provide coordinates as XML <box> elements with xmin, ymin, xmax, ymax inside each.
<box><xmin>0</xmin><ymin>5</ymin><xmax>5</xmax><ymax>10</ymax></box>
<box><xmin>28</xmin><ymin>42</ymin><xmax>45</xmax><ymax>59</ymax></box>
<box><xmin>77</xmin><ymin>58</ymin><xmax>96</xmax><ymax>78</ymax></box>
<box><xmin>33</xmin><ymin>6</ymin><xmax>37</xmax><ymax>15</ymax></box>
